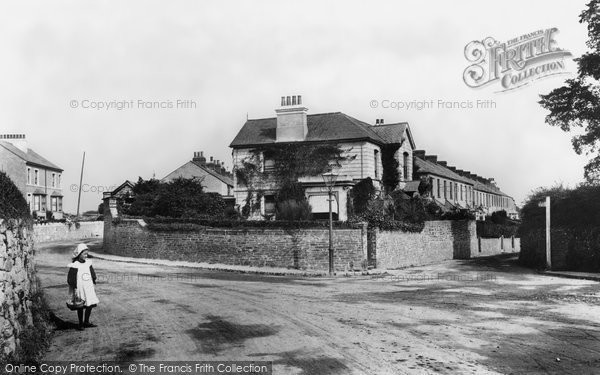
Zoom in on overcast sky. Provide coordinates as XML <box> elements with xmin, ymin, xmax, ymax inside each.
<box><xmin>0</xmin><ymin>0</ymin><xmax>591</xmax><ymax>212</ymax></box>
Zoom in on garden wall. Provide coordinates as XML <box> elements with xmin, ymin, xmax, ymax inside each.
<box><xmin>0</xmin><ymin>219</ymin><xmax>36</xmax><ymax>359</ymax></box>
<box><xmin>104</xmin><ymin>218</ymin><xmax>368</xmax><ymax>272</ymax></box>
<box><xmin>33</xmin><ymin>222</ymin><xmax>104</xmax><ymax>244</ymax></box>
<box><xmin>372</xmin><ymin>220</ymin><xmax>475</xmax><ymax>269</ymax></box>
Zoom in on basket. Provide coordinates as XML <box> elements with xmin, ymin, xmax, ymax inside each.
<box><xmin>66</xmin><ymin>289</ymin><xmax>86</xmax><ymax>310</ymax></box>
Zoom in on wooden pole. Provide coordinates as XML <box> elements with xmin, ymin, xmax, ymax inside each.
<box><xmin>545</xmin><ymin>196</ymin><xmax>551</xmax><ymax>269</ymax></box>
<box><xmin>76</xmin><ymin>152</ymin><xmax>85</xmax><ymax>218</ymax></box>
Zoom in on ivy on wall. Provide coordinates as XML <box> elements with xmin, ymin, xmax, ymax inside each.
<box><xmin>381</xmin><ymin>144</ymin><xmax>401</xmax><ymax>193</ymax></box>
<box><xmin>235</xmin><ymin>143</ymin><xmax>352</xmax><ymax>218</ymax></box>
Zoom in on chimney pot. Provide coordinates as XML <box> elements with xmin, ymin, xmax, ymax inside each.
<box><xmin>281</xmin><ymin>96</ymin><xmax>285</xmax><ymax>106</ymax></box>
<box><xmin>292</xmin><ymin>96</ymin><xmax>297</xmax><ymax>105</ymax></box>
<box><xmin>286</xmin><ymin>96</ymin><xmax>291</xmax><ymax>106</ymax></box>
<box><xmin>413</xmin><ymin>150</ymin><xmax>426</xmax><ymax>159</ymax></box>
<box><xmin>380</xmin><ymin>119</ymin><xmax>384</xmax><ymax>124</ymax></box>
<box><xmin>298</xmin><ymin>95</ymin><xmax>302</xmax><ymax>105</ymax></box>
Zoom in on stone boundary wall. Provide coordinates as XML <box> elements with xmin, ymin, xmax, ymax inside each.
<box><xmin>33</xmin><ymin>222</ymin><xmax>103</xmax><ymax>244</ymax></box>
<box><xmin>474</xmin><ymin>237</ymin><xmax>521</xmax><ymax>258</ymax></box>
<box><xmin>104</xmin><ymin>218</ymin><xmax>367</xmax><ymax>272</ymax></box>
<box><xmin>372</xmin><ymin>220</ymin><xmax>476</xmax><ymax>269</ymax></box>
<box><xmin>0</xmin><ymin>219</ymin><xmax>36</xmax><ymax>359</ymax></box>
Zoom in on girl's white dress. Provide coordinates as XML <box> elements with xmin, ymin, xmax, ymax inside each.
<box><xmin>68</xmin><ymin>260</ymin><xmax>99</xmax><ymax>307</ymax></box>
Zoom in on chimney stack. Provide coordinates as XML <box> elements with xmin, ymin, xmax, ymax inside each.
<box><xmin>438</xmin><ymin>161</ymin><xmax>448</xmax><ymax>167</ymax></box>
<box><xmin>276</xmin><ymin>94</ymin><xmax>308</xmax><ymax>142</ymax></box>
<box><xmin>193</xmin><ymin>151</ymin><xmax>207</xmax><ymax>165</ymax></box>
<box><xmin>425</xmin><ymin>155</ymin><xmax>438</xmax><ymax>163</ymax></box>
<box><xmin>413</xmin><ymin>150</ymin><xmax>426</xmax><ymax>159</ymax></box>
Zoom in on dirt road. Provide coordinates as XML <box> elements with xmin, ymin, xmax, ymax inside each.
<box><xmin>36</xmin><ymin>239</ymin><xmax>600</xmax><ymax>374</ymax></box>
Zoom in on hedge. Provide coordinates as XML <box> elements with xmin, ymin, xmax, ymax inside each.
<box><xmin>143</xmin><ymin>217</ymin><xmax>363</xmax><ymax>231</ymax></box>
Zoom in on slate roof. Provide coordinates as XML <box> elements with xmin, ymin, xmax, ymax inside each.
<box><xmin>414</xmin><ymin>156</ymin><xmax>510</xmax><ymax>197</ymax></box>
<box><xmin>370</xmin><ymin>122</ymin><xmax>416</xmax><ymax>149</ymax></box>
<box><xmin>230</xmin><ymin>112</ymin><xmax>394</xmax><ymax>147</ymax></box>
<box><xmin>189</xmin><ymin>161</ymin><xmax>234</xmax><ymax>187</ymax></box>
<box><xmin>0</xmin><ymin>141</ymin><xmax>63</xmax><ymax>171</ymax></box>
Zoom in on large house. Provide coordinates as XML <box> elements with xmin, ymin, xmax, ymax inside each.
<box><xmin>0</xmin><ymin>134</ymin><xmax>64</xmax><ymax>219</ymax></box>
<box><xmin>229</xmin><ymin>96</ymin><xmax>517</xmax><ymax>221</ymax></box>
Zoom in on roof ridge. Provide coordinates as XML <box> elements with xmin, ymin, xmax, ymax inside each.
<box><xmin>340</xmin><ymin>113</ymin><xmax>387</xmax><ymax>144</ymax></box>
<box><xmin>247</xmin><ymin>111</ymin><xmax>342</xmax><ymax>122</ymax></box>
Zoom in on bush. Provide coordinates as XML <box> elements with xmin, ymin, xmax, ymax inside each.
<box><xmin>122</xmin><ymin>177</ymin><xmax>226</xmax><ymax>218</ymax></box>
<box><xmin>0</xmin><ymin>171</ymin><xmax>31</xmax><ymax>223</ymax></box>
<box><xmin>348</xmin><ymin>178</ymin><xmax>375</xmax><ymax>215</ymax></box>
<box><xmin>275</xmin><ymin>200</ymin><xmax>312</xmax><ymax>221</ymax></box>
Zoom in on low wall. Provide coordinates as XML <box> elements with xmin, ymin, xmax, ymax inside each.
<box><xmin>0</xmin><ymin>219</ymin><xmax>36</xmax><ymax>360</ymax></box>
<box><xmin>33</xmin><ymin>222</ymin><xmax>103</xmax><ymax>244</ymax></box>
<box><xmin>104</xmin><ymin>219</ymin><xmax>367</xmax><ymax>272</ymax></box>
<box><xmin>473</xmin><ymin>237</ymin><xmax>520</xmax><ymax>258</ymax></box>
<box><xmin>373</xmin><ymin>220</ymin><xmax>476</xmax><ymax>269</ymax></box>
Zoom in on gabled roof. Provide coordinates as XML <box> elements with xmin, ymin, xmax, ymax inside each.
<box><xmin>167</xmin><ymin>160</ymin><xmax>233</xmax><ymax>186</ymax></box>
<box><xmin>112</xmin><ymin>180</ymin><xmax>135</xmax><ymax>195</ymax></box>
<box><xmin>230</xmin><ymin>112</ymin><xmax>391</xmax><ymax>147</ymax></box>
<box><xmin>371</xmin><ymin>122</ymin><xmax>416</xmax><ymax>149</ymax></box>
<box><xmin>0</xmin><ymin>141</ymin><xmax>63</xmax><ymax>171</ymax></box>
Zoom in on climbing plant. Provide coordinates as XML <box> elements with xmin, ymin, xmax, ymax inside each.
<box><xmin>381</xmin><ymin>144</ymin><xmax>401</xmax><ymax>192</ymax></box>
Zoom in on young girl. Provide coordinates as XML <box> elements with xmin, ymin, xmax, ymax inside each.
<box><xmin>67</xmin><ymin>243</ymin><xmax>99</xmax><ymax>330</ymax></box>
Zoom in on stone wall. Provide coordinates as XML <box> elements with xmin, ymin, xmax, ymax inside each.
<box><xmin>104</xmin><ymin>218</ymin><xmax>367</xmax><ymax>272</ymax></box>
<box><xmin>0</xmin><ymin>219</ymin><xmax>36</xmax><ymax>359</ymax></box>
<box><xmin>474</xmin><ymin>237</ymin><xmax>520</xmax><ymax>258</ymax></box>
<box><xmin>372</xmin><ymin>220</ymin><xmax>476</xmax><ymax>269</ymax></box>
<box><xmin>33</xmin><ymin>222</ymin><xmax>103</xmax><ymax>244</ymax></box>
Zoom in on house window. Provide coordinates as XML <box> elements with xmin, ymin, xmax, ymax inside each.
<box><xmin>437</xmin><ymin>178</ymin><xmax>441</xmax><ymax>198</ymax></box>
<box><xmin>58</xmin><ymin>174</ymin><xmax>61</xmax><ymax>188</ymax></box>
<box><xmin>51</xmin><ymin>197</ymin><xmax>58</xmax><ymax>212</ymax></box>
<box><xmin>27</xmin><ymin>194</ymin><xmax>32</xmax><ymax>211</ymax></box>
<box><xmin>34</xmin><ymin>169</ymin><xmax>39</xmax><ymax>185</ymax></box>
<box><xmin>403</xmin><ymin>152</ymin><xmax>409</xmax><ymax>181</ymax></box>
<box><xmin>449</xmin><ymin>182</ymin><xmax>453</xmax><ymax>199</ymax></box>
<box><xmin>27</xmin><ymin>168</ymin><xmax>31</xmax><ymax>184</ymax></box>
<box><xmin>454</xmin><ymin>184</ymin><xmax>458</xmax><ymax>201</ymax></box>
<box><xmin>443</xmin><ymin>181</ymin><xmax>447</xmax><ymax>199</ymax></box>
<box><xmin>374</xmin><ymin>150</ymin><xmax>379</xmax><ymax>179</ymax></box>
<box><xmin>33</xmin><ymin>195</ymin><xmax>40</xmax><ymax>211</ymax></box>
<box><xmin>52</xmin><ymin>173</ymin><xmax>56</xmax><ymax>188</ymax></box>
<box><xmin>41</xmin><ymin>195</ymin><xmax>47</xmax><ymax>211</ymax></box>
<box><xmin>460</xmin><ymin>185</ymin><xmax>463</xmax><ymax>201</ymax></box>
<box><xmin>263</xmin><ymin>157</ymin><xmax>275</xmax><ymax>172</ymax></box>
<box><xmin>58</xmin><ymin>197</ymin><xmax>63</xmax><ymax>212</ymax></box>
<box><xmin>264</xmin><ymin>195</ymin><xmax>276</xmax><ymax>216</ymax></box>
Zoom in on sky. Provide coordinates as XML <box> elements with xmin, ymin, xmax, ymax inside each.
<box><xmin>0</xmin><ymin>0</ymin><xmax>592</xmax><ymax>212</ymax></box>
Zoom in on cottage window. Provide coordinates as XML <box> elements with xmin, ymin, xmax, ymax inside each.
<box><xmin>27</xmin><ymin>168</ymin><xmax>31</xmax><ymax>184</ymax></box>
<box><xmin>51</xmin><ymin>197</ymin><xmax>58</xmax><ymax>212</ymax></box>
<box><xmin>374</xmin><ymin>150</ymin><xmax>379</xmax><ymax>179</ymax></box>
<box><xmin>437</xmin><ymin>178</ymin><xmax>441</xmax><ymax>198</ymax></box>
<box><xmin>449</xmin><ymin>182</ymin><xmax>453</xmax><ymax>199</ymax></box>
<box><xmin>58</xmin><ymin>197</ymin><xmax>63</xmax><ymax>212</ymax></box>
<box><xmin>34</xmin><ymin>169</ymin><xmax>39</xmax><ymax>185</ymax></box>
<box><xmin>443</xmin><ymin>181</ymin><xmax>447</xmax><ymax>199</ymax></box>
<box><xmin>52</xmin><ymin>173</ymin><xmax>56</xmax><ymax>188</ymax></box>
<box><xmin>58</xmin><ymin>174</ymin><xmax>61</xmax><ymax>188</ymax></box>
<box><xmin>33</xmin><ymin>195</ymin><xmax>40</xmax><ymax>211</ymax></box>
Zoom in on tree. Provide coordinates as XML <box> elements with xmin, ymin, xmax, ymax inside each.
<box><xmin>539</xmin><ymin>0</ymin><xmax>600</xmax><ymax>183</ymax></box>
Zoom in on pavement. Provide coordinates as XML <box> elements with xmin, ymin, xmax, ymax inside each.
<box><xmin>543</xmin><ymin>270</ymin><xmax>600</xmax><ymax>282</ymax></box>
<box><xmin>88</xmin><ymin>250</ymin><xmax>385</xmax><ymax>278</ymax></box>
